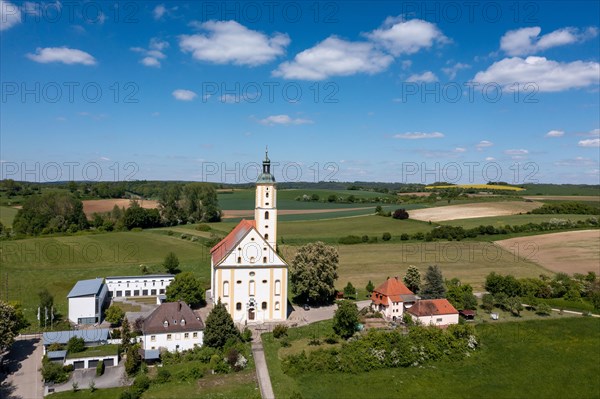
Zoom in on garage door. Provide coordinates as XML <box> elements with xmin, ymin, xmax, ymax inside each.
<box><xmin>104</xmin><ymin>358</ymin><xmax>115</xmax><ymax>367</ymax></box>
<box><xmin>73</xmin><ymin>361</ymin><xmax>85</xmax><ymax>369</ymax></box>
<box><xmin>88</xmin><ymin>359</ymin><xmax>99</xmax><ymax>368</ymax></box>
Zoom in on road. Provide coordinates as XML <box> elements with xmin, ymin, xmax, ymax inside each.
<box><xmin>1</xmin><ymin>337</ymin><xmax>43</xmax><ymax>399</ymax></box>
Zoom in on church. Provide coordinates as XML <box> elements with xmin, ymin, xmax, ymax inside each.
<box><xmin>209</xmin><ymin>150</ymin><xmax>288</xmax><ymax>324</ymax></box>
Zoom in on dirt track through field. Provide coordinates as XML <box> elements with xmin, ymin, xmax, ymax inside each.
<box><xmin>82</xmin><ymin>199</ymin><xmax>159</xmax><ymax>216</ymax></box>
<box><xmin>409</xmin><ymin>201</ymin><xmax>542</xmax><ymax>222</ymax></box>
<box><xmin>495</xmin><ymin>230</ymin><xmax>600</xmax><ymax>275</ymax></box>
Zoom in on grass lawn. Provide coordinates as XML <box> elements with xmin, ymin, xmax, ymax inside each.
<box><xmin>440</xmin><ymin>213</ymin><xmax>594</xmax><ymax>229</ymax></box>
<box><xmin>0</xmin><ymin>231</ymin><xmax>211</xmax><ymax>328</ymax></box>
<box><xmin>263</xmin><ymin>317</ymin><xmax>600</xmax><ymax>399</ymax></box>
<box><xmin>66</xmin><ymin>344</ymin><xmax>119</xmax><ymax>359</ymax></box>
<box><xmin>0</xmin><ymin>205</ymin><xmax>18</xmax><ymax>226</ymax></box>
<box><xmin>48</xmin><ymin>387</ymin><xmax>126</xmax><ymax>398</ymax></box>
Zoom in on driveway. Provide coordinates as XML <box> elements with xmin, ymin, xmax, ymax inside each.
<box><xmin>49</xmin><ymin>362</ymin><xmax>129</xmax><ymax>394</ymax></box>
<box><xmin>0</xmin><ymin>337</ymin><xmax>43</xmax><ymax>399</ymax></box>
<box><xmin>288</xmin><ymin>300</ymin><xmax>371</xmax><ymax>325</ymax></box>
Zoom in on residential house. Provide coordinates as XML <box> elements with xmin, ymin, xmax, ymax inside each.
<box><xmin>370</xmin><ymin>277</ymin><xmax>419</xmax><ymax>321</ymax></box>
<box><xmin>406</xmin><ymin>299</ymin><xmax>459</xmax><ymax>327</ymax></box>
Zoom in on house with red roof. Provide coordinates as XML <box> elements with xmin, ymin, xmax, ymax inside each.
<box><xmin>209</xmin><ymin>150</ymin><xmax>288</xmax><ymax>324</ymax></box>
<box><xmin>370</xmin><ymin>277</ymin><xmax>419</xmax><ymax>321</ymax></box>
<box><xmin>406</xmin><ymin>299</ymin><xmax>459</xmax><ymax>327</ymax></box>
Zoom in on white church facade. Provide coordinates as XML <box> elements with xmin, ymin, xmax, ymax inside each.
<box><xmin>210</xmin><ymin>150</ymin><xmax>288</xmax><ymax>324</ymax></box>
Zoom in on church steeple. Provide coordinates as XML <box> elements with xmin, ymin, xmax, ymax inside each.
<box><xmin>255</xmin><ymin>148</ymin><xmax>277</xmax><ymax>250</ymax></box>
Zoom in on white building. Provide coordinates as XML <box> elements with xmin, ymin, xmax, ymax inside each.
<box><xmin>67</xmin><ymin>278</ymin><xmax>109</xmax><ymax>325</ymax></box>
<box><xmin>105</xmin><ymin>274</ymin><xmax>175</xmax><ymax>298</ymax></box>
<box><xmin>406</xmin><ymin>299</ymin><xmax>459</xmax><ymax>327</ymax></box>
<box><xmin>370</xmin><ymin>277</ymin><xmax>419</xmax><ymax>321</ymax></box>
<box><xmin>210</xmin><ymin>150</ymin><xmax>288</xmax><ymax>324</ymax></box>
<box><xmin>43</xmin><ymin>328</ymin><xmax>118</xmax><ymax>369</ymax></box>
<box><xmin>140</xmin><ymin>301</ymin><xmax>204</xmax><ymax>352</ymax></box>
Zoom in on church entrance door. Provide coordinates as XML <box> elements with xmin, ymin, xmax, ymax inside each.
<box><xmin>248</xmin><ymin>308</ymin><xmax>255</xmax><ymax>321</ymax></box>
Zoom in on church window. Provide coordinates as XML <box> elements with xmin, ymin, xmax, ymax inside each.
<box><xmin>275</xmin><ymin>302</ymin><xmax>280</xmax><ymax>311</ymax></box>
<box><xmin>262</xmin><ymin>302</ymin><xmax>267</xmax><ymax>310</ymax></box>
<box><xmin>249</xmin><ymin>280</ymin><xmax>256</xmax><ymax>296</ymax></box>
<box><xmin>250</xmin><ymin>272</ymin><xmax>255</xmax><ymax>277</ymax></box>
<box><xmin>262</xmin><ymin>280</ymin><xmax>267</xmax><ymax>284</ymax></box>
<box><xmin>275</xmin><ymin>280</ymin><xmax>281</xmax><ymax>296</ymax></box>
<box><xmin>236</xmin><ymin>303</ymin><xmax>242</xmax><ymax>311</ymax></box>
<box><xmin>250</xmin><ymin>256</ymin><xmax>256</xmax><ymax>263</ymax></box>
<box><xmin>263</xmin><ymin>256</ymin><xmax>267</xmax><ymax>263</ymax></box>
<box><xmin>265</xmin><ymin>211</ymin><xmax>269</xmax><ymax>220</ymax></box>
<box><xmin>237</xmin><ymin>256</ymin><xmax>241</xmax><ymax>264</ymax></box>
<box><xmin>264</xmin><ymin>234</ymin><xmax>269</xmax><ymax>240</ymax></box>
<box><xmin>237</xmin><ymin>280</ymin><xmax>242</xmax><ymax>284</ymax></box>
<box><xmin>266</xmin><ymin>192</ymin><xmax>269</xmax><ymax>198</ymax></box>
<box><xmin>223</xmin><ymin>281</ymin><xmax>229</xmax><ymax>297</ymax></box>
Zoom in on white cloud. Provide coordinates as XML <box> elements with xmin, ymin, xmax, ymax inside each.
<box><xmin>366</xmin><ymin>17</ymin><xmax>449</xmax><ymax>56</ymax></box>
<box><xmin>476</xmin><ymin>140</ymin><xmax>494</xmax><ymax>150</ymax></box>
<box><xmin>472</xmin><ymin>56</ymin><xmax>600</xmax><ymax>92</ymax></box>
<box><xmin>545</xmin><ymin>129</ymin><xmax>564</xmax><ymax>137</ymax></box>
<box><xmin>578</xmin><ymin>138</ymin><xmax>600</xmax><ymax>147</ymax></box>
<box><xmin>99</xmin><ymin>156</ymin><xmax>111</xmax><ymax>161</ymax></box>
<box><xmin>258</xmin><ymin>114</ymin><xmax>313</xmax><ymax>126</ymax></box>
<box><xmin>500</xmin><ymin>26</ymin><xmax>599</xmax><ymax>56</ymax></box>
<box><xmin>406</xmin><ymin>71</ymin><xmax>437</xmax><ymax>83</ymax></box>
<box><xmin>393</xmin><ymin>132</ymin><xmax>444</xmax><ymax>139</ymax></box>
<box><xmin>442</xmin><ymin>62</ymin><xmax>470</xmax><ymax>79</ymax></box>
<box><xmin>485</xmin><ymin>157</ymin><xmax>496</xmax><ymax>161</ymax></box>
<box><xmin>172</xmin><ymin>89</ymin><xmax>197</xmax><ymax>101</ymax></box>
<box><xmin>504</xmin><ymin>149</ymin><xmax>529</xmax><ymax>160</ymax></box>
<box><xmin>273</xmin><ymin>36</ymin><xmax>392</xmax><ymax>80</ymax></box>
<box><xmin>0</xmin><ymin>0</ymin><xmax>21</xmax><ymax>31</ymax></box>
<box><xmin>153</xmin><ymin>4</ymin><xmax>166</xmax><ymax>20</ymax></box>
<box><xmin>132</xmin><ymin>38</ymin><xmax>169</xmax><ymax>67</ymax></box>
<box><xmin>180</xmin><ymin>20</ymin><xmax>289</xmax><ymax>66</ymax></box>
<box><xmin>26</xmin><ymin>47</ymin><xmax>96</xmax><ymax>65</ymax></box>
<box><xmin>454</xmin><ymin>147</ymin><xmax>467</xmax><ymax>153</ymax></box>
<box><xmin>554</xmin><ymin>157</ymin><xmax>597</xmax><ymax>167</ymax></box>
<box><xmin>581</xmin><ymin>128</ymin><xmax>600</xmax><ymax>137</ymax></box>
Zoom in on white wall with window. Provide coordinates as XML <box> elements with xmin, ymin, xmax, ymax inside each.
<box><xmin>141</xmin><ymin>330</ymin><xmax>203</xmax><ymax>352</ymax></box>
<box><xmin>105</xmin><ymin>275</ymin><xmax>174</xmax><ymax>298</ymax></box>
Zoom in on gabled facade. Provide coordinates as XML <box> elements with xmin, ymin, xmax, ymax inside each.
<box><xmin>67</xmin><ymin>278</ymin><xmax>109</xmax><ymax>325</ymax></box>
<box><xmin>407</xmin><ymin>299</ymin><xmax>459</xmax><ymax>327</ymax></box>
<box><xmin>210</xmin><ymin>150</ymin><xmax>288</xmax><ymax>324</ymax></box>
<box><xmin>370</xmin><ymin>277</ymin><xmax>419</xmax><ymax>321</ymax></box>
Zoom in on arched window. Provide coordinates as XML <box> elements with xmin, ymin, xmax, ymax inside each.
<box><xmin>236</xmin><ymin>302</ymin><xmax>242</xmax><ymax>311</ymax></box>
<box><xmin>264</xmin><ymin>211</ymin><xmax>269</xmax><ymax>220</ymax></box>
<box><xmin>264</xmin><ymin>234</ymin><xmax>269</xmax><ymax>241</ymax></box>
<box><xmin>275</xmin><ymin>280</ymin><xmax>281</xmax><ymax>296</ymax></box>
<box><xmin>249</xmin><ymin>280</ymin><xmax>255</xmax><ymax>296</ymax></box>
<box><xmin>223</xmin><ymin>281</ymin><xmax>229</xmax><ymax>297</ymax></box>
<box><xmin>263</xmin><ymin>256</ymin><xmax>267</xmax><ymax>263</ymax></box>
<box><xmin>275</xmin><ymin>302</ymin><xmax>280</xmax><ymax>311</ymax></box>
<box><xmin>237</xmin><ymin>256</ymin><xmax>241</xmax><ymax>264</ymax></box>
<box><xmin>262</xmin><ymin>302</ymin><xmax>267</xmax><ymax>310</ymax></box>
<box><xmin>266</xmin><ymin>192</ymin><xmax>269</xmax><ymax>198</ymax></box>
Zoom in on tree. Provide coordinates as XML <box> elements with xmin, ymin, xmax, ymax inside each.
<box><xmin>333</xmin><ymin>300</ymin><xmax>359</xmax><ymax>339</ymax></box>
<box><xmin>121</xmin><ymin>316</ymin><xmax>132</xmax><ymax>354</ymax></box>
<box><xmin>0</xmin><ymin>301</ymin><xmax>20</xmax><ymax>358</ymax></box>
<box><xmin>505</xmin><ymin>296</ymin><xmax>523</xmax><ymax>316</ymax></box>
<box><xmin>13</xmin><ymin>192</ymin><xmax>88</xmax><ymax>235</ymax></box>
<box><xmin>125</xmin><ymin>344</ymin><xmax>141</xmax><ymax>376</ymax></box>
<box><xmin>203</xmin><ymin>299</ymin><xmax>241</xmax><ymax>349</ymax></box>
<box><xmin>365</xmin><ymin>280</ymin><xmax>375</xmax><ymax>295</ymax></box>
<box><xmin>403</xmin><ymin>265</ymin><xmax>421</xmax><ymax>294</ymax></box>
<box><xmin>290</xmin><ymin>241</ymin><xmax>339</xmax><ymax>304</ymax></box>
<box><xmin>420</xmin><ymin>265</ymin><xmax>446</xmax><ymax>299</ymax></box>
<box><xmin>382</xmin><ymin>232</ymin><xmax>391</xmax><ymax>241</ymax></box>
<box><xmin>38</xmin><ymin>289</ymin><xmax>54</xmax><ymax>325</ymax></box>
<box><xmin>163</xmin><ymin>252</ymin><xmax>180</xmax><ymax>274</ymax></box>
<box><xmin>105</xmin><ymin>306</ymin><xmax>125</xmax><ymax>325</ymax></box>
<box><xmin>482</xmin><ymin>294</ymin><xmax>494</xmax><ymax>313</ymax></box>
<box><xmin>536</xmin><ymin>302</ymin><xmax>552</xmax><ymax>316</ymax></box>
<box><xmin>67</xmin><ymin>337</ymin><xmax>85</xmax><ymax>353</ymax></box>
<box><xmin>165</xmin><ymin>272</ymin><xmax>206</xmax><ymax>308</ymax></box>
<box><xmin>343</xmin><ymin>282</ymin><xmax>355</xmax><ymax>299</ymax></box>
<box><xmin>392</xmin><ymin>209</ymin><xmax>409</xmax><ymax>219</ymax></box>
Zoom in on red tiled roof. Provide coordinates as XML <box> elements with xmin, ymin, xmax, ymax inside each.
<box><xmin>407</xmin><ymin>299</ymin><xmax>458</xmax><ymax>317</ymax></box>
<box><xmin>142</xmin><ymin>301</ymin><xmax>204</xmax><ymax>335</ymax></box>
<box><xmin>371</xmin><ymin>277</ymin><xmax>414</xmax><ymax>305</ymax></box>
<box><xmin>210</xmin><ymin>219</ymin><xmax>255</xmax><ymax>265</ymax></box>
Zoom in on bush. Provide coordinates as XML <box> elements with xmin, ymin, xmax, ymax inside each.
<box><xmin>338</xmin><ymin>235</ymin><xmax>362</xmax><ymax>245</ymax></box>
<box><xmin>41</xmin><ymin>357</ymin><xmax>69</xmax><ymax>383</ymax></box>
<box><xmin>392</xmin><ymin>209</ymin><xmax>409</xmax><ymax>219</ymax></box>
<box><xmin>242</xmin><ymin>327</ymin><xmax>252</xmax><ymax>342</ymax></box>
<box><xmin>66</xmin><ymin>337</ymin><xmax>85</xmax><ymax>353</ymax></box>
<box><xmin>195</xmin><ymin>223</ymin><xmax>211</xmax><ymax>231</ymax></box>
<box><xmin>280</xmin><ymin>338</ymin><xmax>291</xmax><ymax>347</ymax></box>
<box><xmin>324</xmin><ymin>334</ymin><xmax>339</xmax><ymax>344</ymax></box>
<box><xmin>400</xmin><ymin>233</ymin><xmax>409</xmax><ymax>241</ymax></box>
<box><xmin>273</xmin><ymin>324</ymin><xmax>288</xmax><ymax>339</ymax></box>
<box><xmin>536</xmin><ymin>302</ymin><xmax>552</xmax><ymax>316</ymax></box>
<box><xmin>361</xmin><ymin>235</ymin><xmax>369</xmax><ymax>243</ymax></box>
<box><xmin>96</xmin><ymin>360</ymin><xmax>104</xmax><ymax>377</ymax></box>
<box><xmin>382</xmin><ymin>232</ymin><xmax>391</xmax><ymax>241</ymax></box>
<box><xmin>155</xmin><ymin>368</ymin><xmax>171</xmax><ymax>383</ymax></box>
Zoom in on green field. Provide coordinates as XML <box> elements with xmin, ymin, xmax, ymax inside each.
<box><xmin>0</xmin><ymin>231</ymin><xmax>212</xmax><ymax>327</ymax></box>
<box><xmin>520</xmin><ymin>184</ymin><xmax>600</xmax><ymax>196</ymax></box>
<box><xmin>263</xmin><ymin>317</ymin><xmax>600</xmax><ymax>399</ymax></box>
<box><xmin>439</xmin><ymin>214</ymin><xmax>595</xmax><ymax>229</ymax></box>
<box><xmin>0</xmin><ymin>205</ymin><xmax>18</xmax><ymax>226</ymax></box>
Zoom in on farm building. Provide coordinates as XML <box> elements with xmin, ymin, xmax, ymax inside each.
<box><xmin>105</xmin><ymin>274</ymin><xmax>175</xmax><ymax>298</ymax></box>
<box><xmin>370</xmin><ymin>277</ymin><xmax>419</xmax><ymax>321</ymax></box>
<box><xmin>67</xmin><ymin>278</ymin><xmax>109</xmax><ymax>325</ymax></box>
<box><xmin>407</xmin><ymin>299</ymin><xmax>459</xmax><ymax>327</ymax></box>
<box><xmin>140</xmin><ymin>301</ymin><xmax>204</xmax><ymax>353</ymax></box>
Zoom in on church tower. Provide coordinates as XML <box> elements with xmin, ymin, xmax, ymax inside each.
<box><xmin>255</xmin><ymin>148</ymin><xmax>277</xmax><ymax>250</ymax></box>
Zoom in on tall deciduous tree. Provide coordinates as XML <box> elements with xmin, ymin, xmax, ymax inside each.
<box><xmin>0</xmin><ymin>301</ymin><xmax>20</xmax><ymax>359</ymax></box>
<box><xmin>403</xmin><ymin>265</ymin><xmax>421</xmax><ymax>294</ymax></box>
<box><xmin>165</xmin><ymin>272</ymin><xmax>205</xmax><ymax>308</ymax></box>
<box><xmin>420</xmin><ymin>265</ymin><xmax>446</xmax><ymax>299</ymax></box>
<box><xmin>204</xmin><ymin>299</ymin><xmax>241</xmax><ymax>349</ymax></box>
<box><xmin>105</xmin><ymin>305</ymin><xmax>125</xmax><ymax>325</ymax></box>
<box><xmin>290</xmin><ymin>241</ymin><xmax>339</xmax><ymax>304</ymax></box>
<box><xmin>333</xmin><ymin>300</ymin><xmax>359</xmax><ymax>339</ymax></box>
<box><xmin>365</xmin><ymin>280</ymin><xmax>375</xmax><ymax>295</ymax></box>
<box><xmin>163</xmin><ymin>252</ymin><xmax>180</xmax><ymax>274</ymax></box>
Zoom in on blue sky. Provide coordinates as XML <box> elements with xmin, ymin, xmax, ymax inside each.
<box><xmin>1</xmin><ymin>1</ymin><xmax>599</xmax><ymax>184</ymax></box>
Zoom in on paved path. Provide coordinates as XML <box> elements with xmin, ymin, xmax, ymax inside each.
<box><xmin>1</xmin><ymin>338</ymin><xmax>43</xmax><ymax>399</ymax></box>
<box><xmin>287</xmin><ymin>300</ymin><xmax>371</xmax><ymax>326</ymax></box>
<box><xmin>49</xmin><ymin>363</ymin><xmax>129</xmax><ymax>394</ymax></box>
<box><xmin>251</xmin><ymin>336</ymin><xmax>274</xmax><ymax>399</ymax></box>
